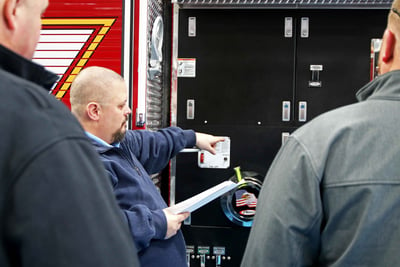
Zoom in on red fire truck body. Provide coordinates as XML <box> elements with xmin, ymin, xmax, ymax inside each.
<box><xmin>39</xmin><ymin>0</ymin><xmax>140</xmax><ymax>121</ymax></box>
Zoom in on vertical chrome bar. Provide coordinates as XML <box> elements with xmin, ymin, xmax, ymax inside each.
<box><xmin>169</xmin><ymin>3</ymin><xmax>180</xmax><ymax>206</ymax></box>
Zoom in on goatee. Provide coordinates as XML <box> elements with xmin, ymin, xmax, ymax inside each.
<box><xmin>112</xmin><ymin>130</ymin><xmax>126</xmax><ymax>144</ymax></box>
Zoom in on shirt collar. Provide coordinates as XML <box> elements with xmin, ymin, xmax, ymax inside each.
<box><xmin>85</xmin><ymin>132</ymin><xmax>120</xmax><ymax>148</ymax></box>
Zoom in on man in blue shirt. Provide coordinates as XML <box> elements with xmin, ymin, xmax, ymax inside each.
<box><xmin>70</xmin><ymin>66</ymin><xmax>225</xmax><ymax>267</ymax></box>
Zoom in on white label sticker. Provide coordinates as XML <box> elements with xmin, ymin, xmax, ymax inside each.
<box><xmin>178</xmin><ymin>58</ymin><xmax>196</xmax><ymax>78</ymax></box>
<box><xmin>198</xmin><ymin>137</ymin><xmax>230</xmax><ymax>169</ymax></box>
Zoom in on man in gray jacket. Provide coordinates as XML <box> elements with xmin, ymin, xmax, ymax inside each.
<box><xmin>241</xmin><ymin>1</ymin><xmax>400</xmax><ymax>266</ymax></box>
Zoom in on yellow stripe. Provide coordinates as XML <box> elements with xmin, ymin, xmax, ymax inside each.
<box><xmin>41</xmin><ymin>18</ymin><xmax>115</xmax><ymax>26</ymax></box>
<box><xmin>93</xmin><ymin>35</ymin><xmax>104</xmax><ymax>43</ymax></box>
<box><xmin>55</xmin><ymin>91</ymin><xmax>66</xmax><ymax>99</ymax></box>
<box><xmin>77</xmin><ymin>59</ymin><xmax>87</xmax><ymax>67</ymax></box>
<box><xmin>66</xmin><ymin>75</ymin><xmax>76</xmax><ymax>83</ymax></box>
<box><xmin>61</xmin><ymin>83</ymin><xmax>70</xmax><ymax>90</ymax></box>
<box><xmin>40</xmin><ymin>18</ymin><xmax>116</xmax><ymax>101</ymax></box>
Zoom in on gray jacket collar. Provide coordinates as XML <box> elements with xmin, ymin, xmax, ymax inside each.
<box><xmin>356</xmin><ymin>70</ymin><xmax>400</xmax><ymax>102</ymax></box>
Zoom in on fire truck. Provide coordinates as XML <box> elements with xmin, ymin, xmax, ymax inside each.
<box><xmin>39</xmin><ymin>1</ymin><xmax>390</xmax><ymax>266</ymax></box>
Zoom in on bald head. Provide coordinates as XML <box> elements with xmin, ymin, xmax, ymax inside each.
<box><xmin>70</xmin><ymin>66</ymin><xmax>125</xmax><ymax>118</ymax></box>
<box><xmin>70</xmin><ymin>66</ymin><xmax>131</xmax><ymax>144</ymax></box>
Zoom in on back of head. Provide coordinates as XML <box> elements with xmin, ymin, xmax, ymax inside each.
<box><xmin>376</xmin><ymin>0</ymin><xmax>400</xmax><ymax>75</ymax></box>
<box><xmin>0</xmin><ymin>0</ymin><xmax>49</xmax><ymax>59</ymax></box>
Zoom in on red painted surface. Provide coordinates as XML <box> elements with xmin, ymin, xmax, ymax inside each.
<box><xmin>42</xmin><ymin>0</ymin><xmax>124</xmax><ymax>108</ymax></box>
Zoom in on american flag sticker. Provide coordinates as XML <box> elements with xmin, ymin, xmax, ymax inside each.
<box><xmin>235</xmin><ymin>189</ymin><xmax>257</xmax><ymax>208</ymax></box>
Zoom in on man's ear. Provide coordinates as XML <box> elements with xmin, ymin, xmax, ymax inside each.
<box><xmin>87</xmin><ymin>102</ymin><xmax>101</xmax><ymax>121</ymax></box>
<box><xmin>381</xmin><ymin>29</ymin><xmax>395</xmax><ymax>63</ymax></box>
<box><xmin>3</xmin><ymin>0</ymin><xmax>18</xmax><ymax>30</ymax></box>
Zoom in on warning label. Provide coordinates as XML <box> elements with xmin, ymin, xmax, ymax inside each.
<box><xmin>177</xmin><ymin>58</ymin><xmax>196</xmax><ymax>78</ymax></box>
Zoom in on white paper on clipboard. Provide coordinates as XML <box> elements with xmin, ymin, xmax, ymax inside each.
<box><xmin>166</xmin><ymin>180</ymin><xmax>243</xmax><ymax>214</ymax></box>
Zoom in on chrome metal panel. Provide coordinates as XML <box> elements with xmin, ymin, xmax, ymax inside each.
<box><xmin>169</xmin><ymin>3</ymin><xmax>181</xmax><ymax>206</ymax></box>
<box><xmin>172</xmin><ymin>0</ymin><xmax>391</xmax><ymax>9</ymax></box>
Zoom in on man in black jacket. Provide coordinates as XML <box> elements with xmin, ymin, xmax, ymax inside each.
<box><xmin>0</xmin><ymin>0</ymin><xmax>139</xmax><ymax>266</ymax></box>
